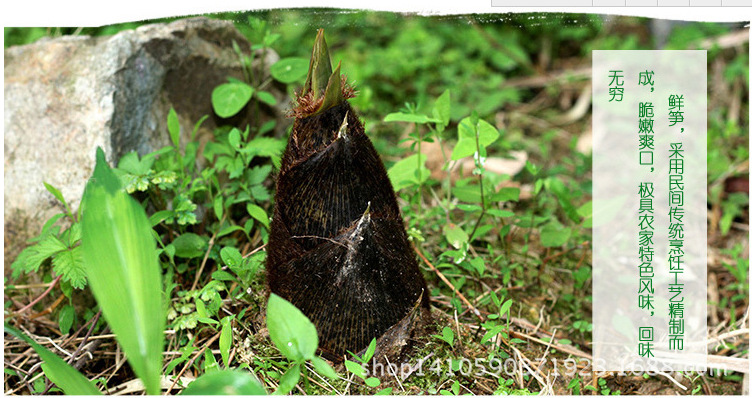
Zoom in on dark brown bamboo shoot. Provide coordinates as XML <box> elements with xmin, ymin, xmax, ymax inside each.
<box><xmin>266</xmin><ymin>29</ymin><xmax>429</xmax><ymax>360</ymax></box>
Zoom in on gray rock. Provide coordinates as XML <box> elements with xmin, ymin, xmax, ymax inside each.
<box><xmin>4</xmin><ymin>17</ymin><xmax>286</xmax><ymax>268</ymax></box>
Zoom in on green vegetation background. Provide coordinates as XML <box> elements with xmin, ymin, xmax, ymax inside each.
<box><xmin>4</xmin><ymin>10</ymin><xmax>749</xmax><ymax>395</ymax></box>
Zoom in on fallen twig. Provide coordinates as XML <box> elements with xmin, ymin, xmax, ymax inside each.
<box><xmin>510</xmin><ymin>330</ymin><xmax>592</xmax><ymax>360</ymax></box>
<box><xmin>384</xmin><ymin>355</ymin><xmax>405</xmax><ymax>393</ymax></box>
<box><xmin>165</xmin><ymin>332</ymin><xmax>221</xmax><ymax>394</ymax></box>
<box><xmin>29</xmin><ymin>294</ymin><xmax>66</xmax><ymax>321</ymax></box>
<box><xmin>707</xmin><ymin>328</ymin><xmax>749</xmax><ymax>348</ymax></box>
<box><xmin>242</xmin><ymin>243</ymin><xmax>267</xmax><ymax>258</ymax></box>
<box><xmin>414</xmin><ymin>245</ymin><xmax>485</xmax><ymax>322</ymax></box>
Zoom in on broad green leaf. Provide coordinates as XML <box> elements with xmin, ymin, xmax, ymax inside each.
<box><xmin>248</xmin><ymin>165</ymin><xmax>272</xmax><ymax>185</ymax></box>
<box><xmin>457</xmin><ymin>203</ymin><xmax>483</xmax><ymax>212</ymax></box>
<box><xmin>577</xmin><ymin>200</ymin><xmax>593</xmax><ymax>218</ymax></box>
<box><xmin>270</xmin><ymin>57</ymin><xmax>309</xmax><ymax>84</ymax></box>
<box><xmin>256</xmin><ymin>91</ymin><xmax>278</xmax><ymax>106</ymax></box>
<box><xmin>35</xmin><ymin>234</ymin><xmax>68</xmax><ymax>257</ymax></box>
<box><xmin>51</xmin><ymin>246</ymin><xmax>86</xmax><ymax>289</ymax></box>
<box><xmin>525</xmin><ymin>161</ymin><xmax>541</xmax><ymax>177</ymax></box>
<box><xmin>451</xmin><ymin>183</ymin><xmax>494</xmax><ymax>204</ymax></box>
<box><xmin>480</xmin><ymin>324</ymin><xmax>505</xmax><ymax>344</ymax></box>
<box><xmin>490</xmin><ymin>290</ymin><xmax>502</xmax><ymax>307</ymax></box>
<box><xmin>434</xmin><ymin>326</ymin><xmax>454</xmax><ymax>346</ymax></box>
<box><xmin>310</xmin><ymin>356</ymin><xmax>338</xmax><ymax>380</ymax></box>
<box><xmin>365</xmin><ymin>377</ymin><xmax>381</xmax><ymax>387</ymax></box>
<box><xmin>38</xmin><ymin>213</ymin><xmax>67</xmax><ymax>239</ymax></box>
<box><xmin>577</xmin><ymin>201</ymin><xmax>593</xmax><ymax>228</ymax></box>
<box><xmin>452</xmin><ymin>380</ymin><xmax>461</xmax><ymax>395</ymax></box>
<box><xmin>227</xmin><ymin>156</ymin><xmax>244</xmax><ymax>179</ymax></box>
<box><xmin>172</xmin><ymin>233</ymin><xmax>208</xmax><ymax>259</ymax></box>
<box><xmin>720</xmin><ymin>193</ymin><xmax>748</xmax><ymax>235</ymax></box>
<box><xmin>452</xmin><ymin>117</ymin><xmax>500</xmax><ymax>160</ymax></box>
<box><xmin>432</xmin><ymin>89</ymin><xmax>451</xmax><ymax>130</ymax></box>
<box><xmin>217</xmin><ymin>225</ymin><xmax>245</xmax><ymax>238</ymax></box>
<box><xmin>383</xmin><ymin>112</ymin><xmax>438</xmax><ymax>124</ymax></box>
<box><xmin>204</xmin><ymin>350</ymin><xmax>219</xmax><ymax>372</ymax></box>
<box><xmin>219</xmin><ymin>317</ymin><xmax>233</xmax><ymax>368</ymax></box>
<box><xmin>243</xmin><ymin>252</ymin><xmax>266</xmax><ymax>280</ymax></box>
<box><xmin>545</xmin><ymin>177</ymin><xmax>580</xmax><ymax>222</ymax></box>
<box><xmin>275</xmin><ymin>364</ymin><xmax>301</xmax><ymax>395</ymax></box>
<box><xmin>43</xmin><ymin>181</ymin><xmax>66</xmax><ymax>206</ymax></box>
<box><xmin>213</xmin><ymin>196</ymin><xmax>224</xmax><ymax>221</ymax></box>
<box><xmin>165</xmin><ymin>341</ymin><xmax>196</xmax><ymax>375</ymax></box>
<box><xmin>220</xmin><ymin>247</ymin><xmax>242</xmax><ymax>268</ymax></box>
<box><xmin>387</xmin><ymin>153</ymin><xmax>429</xmax><ymax>191</ymax></box>
<box><xmin>539</xmin><ymin>221</ymin><xmax>572</xmax><ymax>248</ymax></box>
<box><xmin>58</xmin><ymin>305</ymin><xmax>75</xmax><ymax>335</ymax></box>
<box><xmin>345</xmin><ymin>360</ymin><xmax>366</xmax><ymax>379</ymax></box>
<box><xmin>168</xmin><ymin>108</ymin><xmax>180</xmax><ymax>148</ymax></box>
<box><xmin>443</xmin><ymin>326</ymin><xmax>455</xmax><ymax>345</ymax></box>
<box><xmin>487</xmin><ymin>209</ymin><xmax>515</xmax><ymax>218</ymax></box>
<box><xmin>251</xmin><ymin>184</ymin><xmax>271</xmax><ymax>201</ymax></box>
<box><xmin>80</xmin><ymin>148</ymin><xmax>163</xmax><ymax>395</ymax></box>
<box><xmin>491</xmin><ymin>187</ymin><xmax>520</xmax><ymax>203</ymax></box>
<box><xmin>228</xmin><ymin>128</ymin><xmax>242</xmax><ymax>150</ymax></box>
<box><xmin>196</xmin><ymin>299</ymin><xmax>209</xmax><ymax>318</ymax></box>
<box><xmin>363</xmin><ymin>338</ymin><xmax>377</xmax><ymax>362</ymax></box>
<box><xmin>443</xmin><ymin>224</ymin><xmax>468</xmax><ymax>249</ymax></box>
<box><xmin>212</xmin><ymin>270</ymin><xmax>235</xmax><ymax>281</ymax></box>
<box><xmin>247</xmin><ymin>204</ymin><xmax>269</xmax><ymax>229</ymax></box>
<box><xmin>192</xmin><ymin>115</ymin><xmax>209</xmax><ymax>141</ymax></box>
<box><xmin>163</xmin><ymin>244</ymin><xmax>176</xmax><ymax>261</ymax></box>
<box><xmin>499</xmin><ymin>299</ymin><xmax>514</xmax><ymax>316</ymax></box>
<box><xmin>259</xmin><ymin>120</ymin><xmax>276</xmax><ymax>135</ymax></box>
<box><xmin>43</xmin><ymin>182</ymin><xmax>71</xmax><ymax>215</ymax></box>
<box><xmin>198</xmin><ymin>317</ymin><xmax>219</xmax><ymax>325</ymax></box>
<box><xmin>243</xmin><ymin>219</ymin><xmax>255</xmax><ymax>236</ymax></box>
<box><xmin>149</xmin><ymin>210</ymin><xmax>173</xmax><ymax>227</ymax></box>
<box><xmin>469</xmin><ymin>257</ymin><xmax>486</xmax><ymax>276</ymax></box>
<box><xmin>117</xmin><ymin>151</ymin><xmax>154</xmax><ymax>176</ymax></box>
<box><xmin>534</xmin><ymin>178</ymin><xmax>545</xmax><ymax>195</ymax></box>
<box><xmin>266</xmin><ymin>294</ymin><xmax>318</xmax><ymax>362</ymax></box>
<box><xmin>212</xmin><ymin>82</ymin><xmax>254</xmax><ymax>118</ymax></box>
<box><xmin>5</xmin><ymin>324</ymin><xmax>101</xmax><ymax>395</ymax></box>
<box><xmin>240</xmin><ymin>137</ymin><xmax>286</xmax><ymax>167</ymax></box>
<box><xmin>11</xmin><ymin>234</ymin><xmax>67</xmax><ymax>275</ymax></box>
<box><xmin>182</xmin><ymin>369</ymin><xmax>266</xmax><ymax>395</ymax></box>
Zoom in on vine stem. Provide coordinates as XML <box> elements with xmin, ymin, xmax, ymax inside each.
<box><xmin>416</xmin><ymin>123</ymin><xmax>423</xmax><ymax>221</ymax></box>
<box><xmin>15</xmin><ymin>274</ymin><xmax>62</xmax><ymax>315</ymax></box>
<box><xmin>526</xmin><ymin>196</ymin><xmax>538</xmax><ymax>268</ymax></box>
<box><xmin>468</xmin><ymin>120</ymin><xmax>487</xmax><ymax>242</ymax></box>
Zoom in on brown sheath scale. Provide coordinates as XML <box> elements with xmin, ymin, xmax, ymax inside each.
<box><xmin>266</xmin><ymin>29</ymin><xmax>429</xmax><ymax>360</ymax></box>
